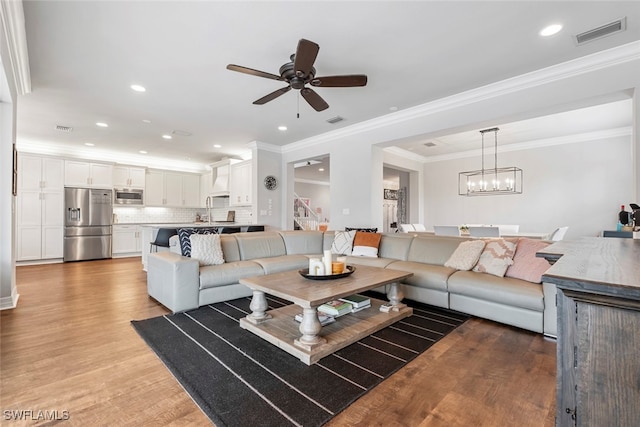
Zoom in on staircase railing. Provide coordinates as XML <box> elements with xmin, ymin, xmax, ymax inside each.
<box><xmin>293</xmin><ymin>192</ymin><xmax>319</xmax><ymax>230</ymax></box>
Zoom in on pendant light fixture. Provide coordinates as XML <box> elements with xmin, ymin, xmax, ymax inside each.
<box><xmin>458</xmin><ymin>127</ymin><xmax>523</xmax><ymax>196</ymax></box>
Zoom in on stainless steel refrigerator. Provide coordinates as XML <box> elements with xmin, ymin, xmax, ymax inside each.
<box><xmin>63</xmin><ymin>188</ymin><xmax>113</xmax><ymax>262</ymax></box>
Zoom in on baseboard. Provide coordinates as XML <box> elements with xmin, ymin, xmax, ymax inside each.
<box><xmin>0</xmin><ymin>292</ymin><xmax>20</xmax><ymax>310</ymax></box>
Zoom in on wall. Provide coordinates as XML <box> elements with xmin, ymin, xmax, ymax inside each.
<box><xmin>423</xmin><ymin>134</ymin><xmax>634</xmax><ymax>238</ymax></box>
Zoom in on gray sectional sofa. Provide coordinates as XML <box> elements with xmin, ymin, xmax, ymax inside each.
<box><xmin>147</xmin><ymin>230</ymin><xmax>557</xmax><ymax>337</ymax></box>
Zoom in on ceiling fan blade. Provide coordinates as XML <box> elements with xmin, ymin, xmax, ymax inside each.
<box><xmin>293</xmin><ymin>39</ymin><xmax>319</xmax><ymax>77</ymax></box>
<box><xmin>253</xmin><ymin>86</ymin><xmax>291</xmax><ymax>105</ymax></box>
<box><xmin>227</xmin><ymin>64</ymin><xmax>282</xmax><ymax>81</ymax></box>
<box><xmin>301</xmin><ymin>87</ymin><xmax>329</xmax><ymax>111</ymax></box>
<box><xmin>310</xmin><ymin>75</ymin><xmax>368</xmax><ymax>87</ymax></box>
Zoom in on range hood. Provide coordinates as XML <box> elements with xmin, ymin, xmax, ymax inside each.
<box><xmin>209</xmin><ymin>159</ymin><xmax>239</xmax><ymax>197</ymax></box>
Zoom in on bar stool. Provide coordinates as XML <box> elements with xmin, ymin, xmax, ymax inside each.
<box><xmin>150</xmin><ymin>228</ymin><xmax>178</xmax><ymax>253</ymax></box>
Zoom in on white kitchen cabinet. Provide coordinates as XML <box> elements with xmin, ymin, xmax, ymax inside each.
<box><xmin>145</xmin><ymin>170</ymin><xmax>200</xmax><ymax>207</ymax></box>
<box><xmin>112</xmin><ymin>224</ymin><xmax>141</xmax><ymax>256</ymax></box>
<box><xmin>113</xmin><ymin>166</ymin><xmax>146</xmax><ymax>188</ymax></box>
<box><xmin>229</xmin><ymin>160</ymin><xmax>252</xmax><ymax>206</ymax></box>
<box><xmin>64</xmin><ymin>160</ymin><xmax>113</xmax><ymax>188</ymax></box>
<box><xmin>16</xmin><ymin>154</ymin><xmax>64</xmax><ymax>261</ymax></box>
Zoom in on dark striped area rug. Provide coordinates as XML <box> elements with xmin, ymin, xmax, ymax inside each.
<box><xmin>132</xmin><ymin>294</ymin><xmax>468</xmax><ymax>427</ymax></box>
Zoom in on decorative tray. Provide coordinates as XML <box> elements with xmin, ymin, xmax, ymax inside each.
<box><xmin>298</xmin><ymin>265</ymin><xmax>356</xmax><ymax>280</ymax></box>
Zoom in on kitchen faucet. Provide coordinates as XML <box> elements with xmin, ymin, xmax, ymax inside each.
<box><xmin>205</xmin><ymin>196</ymin><xmax>213</xmax><ymax>225</ymax></box>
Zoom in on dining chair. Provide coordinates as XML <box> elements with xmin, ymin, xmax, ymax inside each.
<box><xmin>468</xmin><ymin>226</ymin><xmax>500</xmax><ymax>237</ymax></box>
<box><xmin>550</xmin><ymin>226</ymin><xmax>569</xmax><ymax>241</ymax></box>
<box><xmin>434</xmin><ymin>225</ymin><xmax>461</xmax><ymax>236</ymax></box>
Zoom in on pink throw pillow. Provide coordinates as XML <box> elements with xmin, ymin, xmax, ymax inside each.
<box><xmin>505</xmin><ymin>238</ymin><xmax>551</xmax><ymax>283</ymax></box>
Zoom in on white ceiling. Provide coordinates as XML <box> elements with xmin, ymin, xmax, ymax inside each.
<box><xmin>16</xmin><ymin>1</ymin><xmax>639</xmax><ymax>172</ymax></box>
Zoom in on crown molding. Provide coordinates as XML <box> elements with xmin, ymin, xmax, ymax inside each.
<box><xmin>284</xmin><ymin>41</ymin><xmax>640</xmax><ymax>153</ymax></box>
<box><xmin>294</xmin><ymin>178</ymin><xmax>330</xmax><ymax>186</ymax></box>
<box><xmin>0</xmin><ymin>0</ymin><xmax>31</xmax><ymax>95</ymax></box>
<box><xmin>249</xmin><ymin>140</ymin><xmax>282</xmax><ymax>154</ymax></box>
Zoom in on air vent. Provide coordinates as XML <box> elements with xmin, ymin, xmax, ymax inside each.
<box><xmin>55</xmin><ymin>125</ymin><xmax>73</xmax><ymax>133</ymax></box>
<box><xmin>172</xmin><ymin>130</ymin><xmax>192</xmax><ymax>137</ymax></box>
<box><xmin>576</xmin><ymin>17</ymin><xmax>626</xmax><ymax>45</ymax></box>
<box><xmin>326</xmin><ymin>116</ymin><xmax>344</xmax><ymax>124</ymax></box>
<box><xmin>423</xmin><ymin>142</ymin><xmax>437</xmax><ymax>147</ymax></box>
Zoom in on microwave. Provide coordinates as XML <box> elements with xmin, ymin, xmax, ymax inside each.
<box><xmin>114</xmin><ymin>188</ymin><xmax>144</xmax><ymax>205</ymax></box>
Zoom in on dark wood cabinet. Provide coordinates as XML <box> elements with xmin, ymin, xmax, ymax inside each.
<box><xmin>539</xmin><ymin>238</ymin><xmax>640</xmax><ymax>426</ymax></box>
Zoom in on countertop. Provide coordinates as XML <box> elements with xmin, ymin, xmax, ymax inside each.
<box><xmin>116</xmin><ymin>222</ymin><xmax>254</xmax><ymax>227</ymax></box>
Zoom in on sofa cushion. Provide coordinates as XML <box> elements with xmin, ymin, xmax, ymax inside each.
<box><xmin>352</xmin><ymin>232</ymin><xmax>382</xmax><ymax>257</ymax></box>
<box><xmin>252</xmin><ymin>254</ymin><xmax>311</xmax><ymax>275</ymax></box>
<box><xmin>177</xmin><ymin>227</ymin><xmax>218</xmax><ymax>257</ymax></box>
<box><xmin>386</xmin><ymin>261</ymin><xmax>456</xmax><ymax>292</ymax></box>
<box><xmin>234</xmin><ymin>231</ymin><xmax>286</xmax><ymax>260</ymax></box>
<box><xmin>448</xmin><ymin>270</ymin><xmax>544</xmax><ymax>311</ymax></box>
<box><xmin>279</xmin><ymin>230</ymin><xmax>324</xmax><ymax>255</ymax></box>
<box><xmin>505</xmin><ymin>238</ymin><xmax>551</xmax><ymax>283</ymax></box>
<box><xmin>345</xmin><ymin>255</ymin><xmax>396</xmax><ymax>269</ymax></box>
<box><xmin>199</xmin><ymin>260</ymin><xmax>264</xmax><ymax>290</ymax></box>
<box><xmin>219</xmin><ymin>234</ymin><xmax>241</xmax><ymax>262</ymax></box>
<box><xmin>444</xmin><ymin>240</ymin><xmax>486</xmax><ymax>270</ymax></box>
<box><xmin>407</xmin><ymin>235</ymin><xmax>467</xmax><ymax>265</ymax></box>
<box><xmin>473</xmin><ymin>238</ymin><xmax>516</xmax><ymax>277</ymax></box>
<box><xmin>331</xmin><ymin>230</ymin><xmax>357</xmax><ymax>255</ymax></box>
<box><xmin>378</xmin><ymin>233</ymin><xmax>414</xmax><ymax>261</ymax></box>
<box><xmin>190</xmin><ymin>233</ymin><xmax>224</xmax><ymax>266</ymax></box>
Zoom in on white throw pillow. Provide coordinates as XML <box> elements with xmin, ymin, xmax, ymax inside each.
<box><xmin>351</xmin><ymin>245</ymin><xmax>379</xmax><ymax>257</ymax></box>
<box><xmin>331</xmin><ymin>230</ymin><xmax>357</xmax><ymax>255</ymax></box>
<box><xmin>444</xmin><ymin>240</ymin><xmax>486</xmax><ymax>270</ymax></box>
<box><xmin>190</xmin><ymin>233</ymin><xmax>225</xmax><ymax>266</ymax></box>
<box><xmin>473</xmin><ymin>238</ymin><xmax>517</xmax><ymax>277</ymax></box>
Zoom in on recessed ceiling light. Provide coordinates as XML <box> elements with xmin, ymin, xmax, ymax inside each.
<box><xmin>278</xmin><ymin>126</ymin><xmax>287</xmax><ymax>131</ymax></box>
<box><xmin>84</xmin><ymin>143</ymin><xmax>95</xmax><ymax>146</ymax></box>
<box><xmin>139</xmin><ymin>150</ymin><xmax>147</xmax><ymax>154</ymax></box>
<box><xmin>540</xmin><ymin>24</ymin><xmax>563</xmax><ymax>37</ymax></box>
<box><xmin>95</xmin><ymin>122</ymin><xmax>108</xmax><ymax>127</ymax></box>
<box><xmin>142</xmin><ymin>119</ymin><xmax>151</xmax><ymax>124</ymax></box>
<box><xmin>318</xmin><ymin>168</ymin><xmax>325</xmax><ymax>172</ymax></box>
<box><xmin>130</xmin><ymin>84</ymin><xmax>146</xmax><ymax>92</ymax></box>
<box><xmin>213</xmin><ymin>144</ymin><xmax>222</xmax><ymax>148</ymax></box>
<box><xmin>162</xmin><ymin>135</ymin><xmax>172</xmax><ymax>140</ymax></box>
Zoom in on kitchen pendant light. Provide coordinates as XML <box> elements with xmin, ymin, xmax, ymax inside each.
<box><xmin>458</xmin><ymin>127</ymin><xmax>523</xmax><ymax>196</ymax></box>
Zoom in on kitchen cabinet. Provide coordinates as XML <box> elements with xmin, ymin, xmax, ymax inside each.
<box><xmin>113</xmin><ymin>166</ymin><xmax>146</xmax><ymax>188</ymax></box>
<box><xmin>229</xmin><ymin>160</ymin><xmax>252</xmax><ymax>206</ymax></box>
<box><xmin>16</xmin><ymin>154</ymin><xmax>64</xmax><ymax>261</ymax></box>
<box><xmin>112</xmin><ymin>224</ymin><xmax>141</xmax><ymax>256</ymax></box>
<box><xmin>539</xmin><ymin>238</ymin><xmax>640</xmax><ymax>426</ymax></box>
<box><xmin>145</xmin><ymin>170</ymin><xmax>200</xmax><ymax>207</ymax></box>
<box><xmin>65</xmin><ymin>160</ymin><xmax>113</xmax><ymax>188</ymax></box>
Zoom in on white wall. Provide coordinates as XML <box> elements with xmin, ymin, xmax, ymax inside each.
<box><xmin>424</xmin><ymin>135</ymin><xmax>634</xmax><ymax>238</ymax></box>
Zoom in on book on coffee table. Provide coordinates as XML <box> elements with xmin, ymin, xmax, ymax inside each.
<box><xmin>350</xmin><ymin>303</ymin><xmax>372</xmax><ymax>313</ymax></box>
<box><xmin>294</xmin><ymin>312</ymin><xmax>335</xmax><ymax>326</ymax></box>
<box><xmin>338</xmin><ymin>294</ymin><xmax>371</xmax><ymax>309</ymax></box>
<box><xmin>318</xmin><ymin>300</ymin><xmax>353</xmax><ymax>317</ymax></box>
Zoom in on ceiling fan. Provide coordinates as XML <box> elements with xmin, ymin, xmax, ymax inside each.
<box><xmin>227</xmin><ymin>38</ymin><xmax>367</xmax><ymax>112</ymax></box>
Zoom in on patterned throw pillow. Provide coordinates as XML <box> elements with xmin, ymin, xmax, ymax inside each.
<box><xmin>345</xmin><ymin>227</ymin><xmax>378</xmax><ymax>233</ymax></box>
<box><xmin>190</xmin><ymin>233</ymin><xmax>225</xmax><ymax>266</ymax></box>
<box><xmin>177</xmin><ymin>227</ymin><xmax>218</xmax><ymax>257</ymax></box>
<box><xmin>473</xmin><ymin>238</ymin><xmax>517</xmax><ymax>277</ymax></box>
<box><xmin>351</xmin><ymin>231</ymin><xmax>382</xmax><ymax>257</ymax></box>
<box><xmin>331</xmin><ymin>230</ymin><xmax>357</xmax><ymax>255</ymax></box>
<box><xmin>505</xmin><ymin>238</ymin><xmax>551</xmax><ymax>283</ymax></box>
<box><xmin>444</xmin><ymin>240</ymin><xmax>486</xmax><ymax>270</ymax></box>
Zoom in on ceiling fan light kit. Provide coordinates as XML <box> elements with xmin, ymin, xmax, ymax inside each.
<box><xmin>458</xmin><ymin>127</ymin><xmax>523</xmax><ymax>196</ymax></box>
<box><xmin>227</xmin><ymin>38</ymin><xmax>367</xmax><ymax>112</ymax></box>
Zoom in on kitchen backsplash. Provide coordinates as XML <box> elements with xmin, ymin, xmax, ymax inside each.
<box><xmin>113</xmin><ymin>204</ymin><xmax>253</xmax><ymax>224</ymax></box>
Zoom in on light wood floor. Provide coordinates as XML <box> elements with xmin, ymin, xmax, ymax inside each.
<box><xmin>2</xmin><ymin>258</ymin><xmax>557</xmax><ymax>426</ymax></box>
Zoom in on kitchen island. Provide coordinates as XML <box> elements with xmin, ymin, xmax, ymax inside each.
<box><xmin>139</xmin><ymin>223</ymin><xmax>265</xmax><ymax>271</ymax></box>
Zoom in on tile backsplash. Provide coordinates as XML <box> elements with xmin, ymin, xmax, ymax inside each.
<box><xmin>114</xmin><ymin>199</ymin><xmax>252</xmax><ymax>224</ymax></box>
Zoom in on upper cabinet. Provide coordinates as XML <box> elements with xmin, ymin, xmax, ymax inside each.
<box><xmin>64</xmin><ymin>160</ymin><xmax>113</xmax><ymax>188</ymax></box>
<box><xmin>229</xmin><ymin>159</ymin><xmax>252</xmax><ymax>206</ymax></box>
<box><xmin>113</xmin><ymin>166</ymin><xmax>146</xmax><ymax>188</ymax></box>
<box><xmin>145</xmin><ymin>170</ymin><xmax>200</xmax><ymax>208</ymax></box>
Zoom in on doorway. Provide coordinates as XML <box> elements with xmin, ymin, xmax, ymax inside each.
<box><xmin>293</xmin><ymin>155</ymin><xmax>330</xmax><ymax>230</ymax></box>
<box><xmin>383</xmin><ymin>167</ymin><xmax>410</xmax><ymax>233</ymax></box>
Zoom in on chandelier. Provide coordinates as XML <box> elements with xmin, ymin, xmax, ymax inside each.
<box><xmin>458</xmin><ymin>127</ymin><xmax>523</xmax><ymax>196</ymax></box>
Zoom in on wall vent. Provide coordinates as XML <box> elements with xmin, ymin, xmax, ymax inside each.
<box><xmin>172</xmin><ymin>130</ymin><xmax>192</xmax><ymax>136</ymax></box>
<box><xmin>55</xmin><ymin>125</ymin><xmax>73</xmax><ymax>133</ymax></box>
<box><xmin>326</xmin><ymin>116</ymin><xmax>344</xmax><ymax>124</ymax></box>
<box><xmin>576</xmin><ymin>17</ymin><xmax>626</xmax><ymax>45</ymax></box>
<box><xmin>423</xmin><ymin>142</ymin><xmax>437</xmax><ymax>147</ymax></box>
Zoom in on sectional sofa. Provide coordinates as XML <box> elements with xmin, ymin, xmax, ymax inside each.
<box><xmin>147</xmin><ymin>230</ymin><xmax>557</xmax><ymax>337</ymax></box>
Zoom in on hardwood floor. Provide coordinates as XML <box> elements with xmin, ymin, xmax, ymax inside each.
<box><xmin>2</xmin><ymin>258</ymin><xmax>556</xmax><ymax>426</ymax></box>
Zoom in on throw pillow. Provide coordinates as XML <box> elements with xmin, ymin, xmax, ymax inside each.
<box><xmin>331</xmin><ymin>230</ymin><xmax>357</xmax><ymax>255</ymax></box>
<box><xmin>505</xmin><ymin>238</ymin><xmax>551</xmax><ymax>283</ymax></box>
<box><xmin>444</xmin><ymin>240</ymin><xmax>486</xmax><ymax>270</ymax></box>
<box><xmin>177</xmin><ymin>227</ymin><xmax>218</xmax><ymax>257</ymax></box>
<box><xmin>473</xmin><ymin>238</ymin><xmax>517</xmax><ymax>277</ymax></box>
<box><xmin>351</xmin><ymin>231</ymin><xmax>382</xmax><ymax>257</ymax></box>
<box><xmin>345</xmin><ymin>227</ymin><xmax>378</xmax><ymax>233</ymax></box>
<box><xmin>190</xmin><ymin>233</ymin><xmax>225</xmax><ymax>266</ymax></box>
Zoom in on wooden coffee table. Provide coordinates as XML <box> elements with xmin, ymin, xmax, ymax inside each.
<box><xmin>239</xmin><ymin>265</ymin><xmax>413</xmax><ymax>365</ymax></box>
